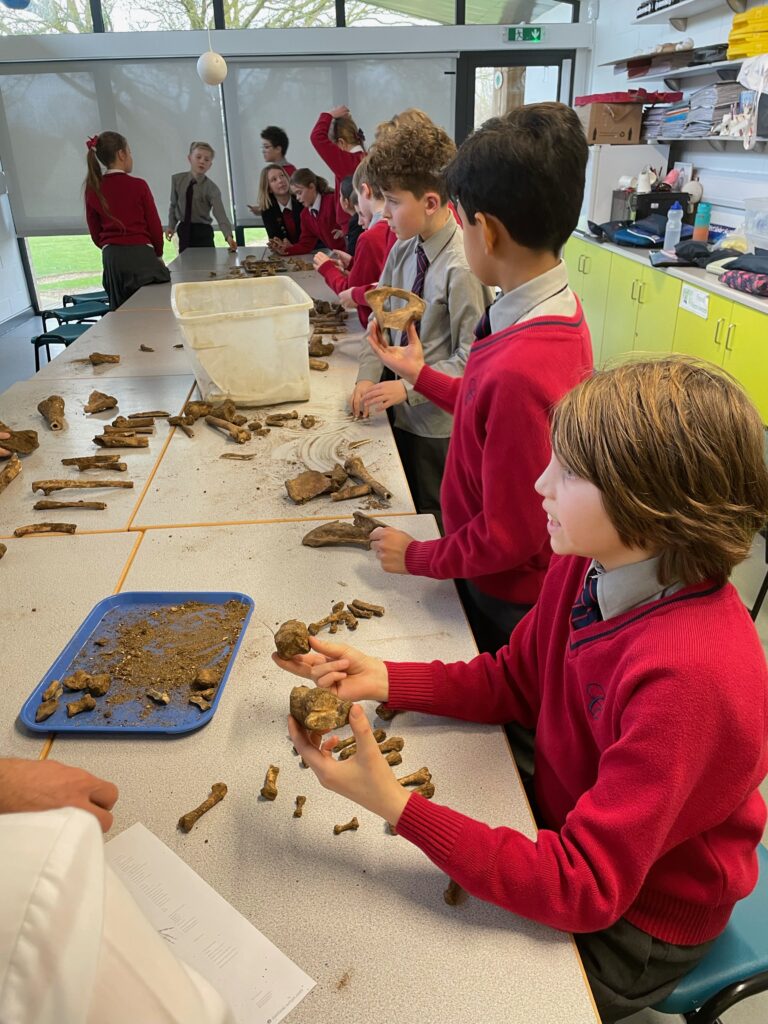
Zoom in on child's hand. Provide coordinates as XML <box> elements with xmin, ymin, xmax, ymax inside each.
<box><xmin>368</xmin><ymin>321</ymin><xmax>425</xmax><ymax>385</ymax></box>
<box><xmin>288</xmin><ymin>704</ymin><xmax>409</xmax><ymax>825</ymax></box>
<box><xmin>269</xmin><ymin>237</ymin><xmax>288</xmax><ymax>254</ymax></box>
<box><xmin>313</xmin><ymin>252</ymin><xmax>330</xmax><ymax>270</ymax></box>
<box><xmin>328</xmin><ymin>105</ymin><xmax>351</xmax><ymax>119</ymax></box>
<box><xmin>0</xmin><ymin>431</ymin><xmax>11</xmax><ymax>458</ymax></box>
<box><xmin>226</xmin><ymin>236</ymin><xmax>238</xmax><ymax>252</ymax></box>
<box><xmin>272</xmin><ymin>634</ymin><xmax>389</xmax><ymax>703</ymax></box>
<box><xmin>338</xmin><ymin>287</ymin><xmax>355</xmax><ymax>309</ymax></box>
<box><xmin>331</xmin><ymin>229</ymin><xmax>346</xmax><ymax>241</ymax></box>
<box><xmin>370</xmin><ymin>527</ymin><xmax>414</xmax><ymax>575</ymax></box>
<box><xmin>164</xmin><ymin>228</ymin><xmax>174</xmax><ymax>241</ymax></box>
<box><xmin>363</xmin><ymin>379</ymin><xmax>407</xmax><ymax>415</ymax></box>
<box><xmin>332</xmin><ymin>249</ymin><xmax>352</xmax><ymax>268</ymax></box>
<box><xmin>247</xmin><ymin>204</ymin><xmax>259</xmax><ymax>215</ymax></box>
<box><xmin>350</xmin><ymin>380</ymin><xmax>376</xmax><ymax>418</ymax></box>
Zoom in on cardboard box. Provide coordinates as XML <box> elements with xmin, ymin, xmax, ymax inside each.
<box><xmin>576</xmin><ymin>102</ymin><xmax>643</xmax><ymax>145</ymax></box>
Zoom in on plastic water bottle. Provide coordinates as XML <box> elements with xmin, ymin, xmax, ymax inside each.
<box><xmin>663</xmin><ymin>202</ymin><xmax>684</xmax><ymax>251</ymax></box>
<box><xmin>692</xmin><ymin>202</ymin><xmax>712</xmax><ymax>243</ymax></box>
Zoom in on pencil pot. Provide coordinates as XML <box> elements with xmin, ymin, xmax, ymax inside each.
<box><xmin>171</xmin><ymin>277</ymin><xmax>314</xmax><ymax>406</ymax></box>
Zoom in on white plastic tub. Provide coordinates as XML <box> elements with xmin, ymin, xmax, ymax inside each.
<box><xmin>171</xmin><ymin>276</ymin><xmax>314</xmax><ymax>406</ymax></box>
<box><xmin>744</xmin><ymin>196</ymin><xmax>768</xmax><ymax>255</ymax></box>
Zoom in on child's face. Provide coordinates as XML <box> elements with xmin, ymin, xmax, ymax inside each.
<box><xmin>261</xmin><ymin>139</ymin><xmax>283</xmax><ymax>163</ymax></box>
<box><xmin>294</xmin><ymin>183</ymin><xmax>317</xmax><ymax>208</ymax></box>
<box><xmin>267</xmin><ymin>167</ymin><xmax>290</xmax><ymax>197</ymax></box>
<box><xmin>189</xmin><ymin>147</ymin><xmax>213</xmax><ymax>176</ymax></box>
<box><xmin>382</xmin><ymin>188</ymin><xmax>436</xmax><ymax>240</ymax></box>
<box><xmin>535</xmin><ymin>452</ymin><xmax>634</xmax><ymax>571</ymax></box>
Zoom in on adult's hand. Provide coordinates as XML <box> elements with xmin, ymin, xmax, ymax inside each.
<box><xmin>0</xmin><ymin>757</ymin><xmax>119</xmax><ymax>832</ymax></box>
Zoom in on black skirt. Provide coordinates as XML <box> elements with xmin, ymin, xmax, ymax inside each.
<box><xmin>102</xmin><ymin>244</ymin><xmax>170</xmax><ymax>310</ymax></box>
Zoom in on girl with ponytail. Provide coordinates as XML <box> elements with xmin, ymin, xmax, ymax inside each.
<box><xmin>309</xmin><ymin>105</ymin><xmax>366</xmax><ymax>235</ymax></box>
<box><xmin>84</xmin><ymin>132</ymin><xmax>169</xmax><ymax>310</ymax></box>
<box><xmin>268</xmin><ymin>168</ymin><xmax>347</xmax><ymax>256</ymax></box>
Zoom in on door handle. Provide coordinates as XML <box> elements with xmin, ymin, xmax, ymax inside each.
<box><xmin>630</xmin><ymin>279</ymin><xmax>639</xmax><ymax>300</ymax></box>
<box><xmin>637</xmin><ymin>281</ymin><xmax>647</xmax><ymax>304</ymax></box>
<box><xmin>713</xmin><ymin>317</ymin><xmax>725</xmax><ymax>346</ymax></box>
<box><xmin>583</xmin><ymin>255</ymin><xmax>591</xmax><ymax>274</ymax></box>
<box><xmin>725</xmin><ymin>323</ymin><xmax>736</xmax><ymax>351</ymax></box>
<box><xmin>577</xmin><ymin>254</ymin><xmax>585</xmax><ymax>272</ymax></box>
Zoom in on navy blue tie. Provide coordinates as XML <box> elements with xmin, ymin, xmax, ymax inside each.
<box><xmin>474</xmin><ymin>304</ymin><xmax>493</xmax><ymax>340</ymax></box>
<box><xmin>571</xmin><ymin>567</ymin><xmax>603</xmax><ymax>630</ymax></box>
<box><xmin>400</xmin><ymin>243</ymin><xmax>428</xmax><ymax>345</ymax></box>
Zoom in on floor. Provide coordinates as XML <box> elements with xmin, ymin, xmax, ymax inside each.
<box><xmin>2</xmin><ymin>313</ymin><xmax>768</xmax><ymax>1022</ymax></box>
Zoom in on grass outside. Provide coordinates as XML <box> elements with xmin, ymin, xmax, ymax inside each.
<box><xmin>26</xmin><ymin>229</ymin><xmax>269</xmax><ymax>309</ymax></box>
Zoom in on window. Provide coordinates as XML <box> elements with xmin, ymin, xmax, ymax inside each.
<box><xmin>345</xmin><ymin>1</ymin><xmax>451</xmax><ymax>25</ymax></box>
<box><xmin>464</xmin><ymin>1</ymin><xmax>577</xmax><ymax>23</ymax></box>
<box><xmin>103</xmin><ymin>0</ymin><xmax>215</xmax><ymax>31</ymax></box>
<box><xmin>224</xmin><ymin>0</ymin><xmax>336</xmax><ymax>29</ymax></box>
<box><xmin>26</xmin><ymin>236</ymin><xmax>104</xmax><ymax>310</ymax></box>
<box><xmin>0</xmin><ymin>0</ymin><xmax>92</xmax><ymax>34</ymax></box>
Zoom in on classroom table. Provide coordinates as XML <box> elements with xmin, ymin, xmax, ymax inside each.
<box><xmin>0</xmin><ymin>375</ymin><xmax>194</xmax><ymax>537</ymax></box>
<box><xmin>2</xmin><ymin>530</ymin><xmax>139</xmax><ymax>757</ymax></box>
<box><xmin>48</xmin><ymin>515</ymin><xmax>600</xmax><ymax>1024</ymax></box>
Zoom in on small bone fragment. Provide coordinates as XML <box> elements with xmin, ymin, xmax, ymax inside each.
<box><xmin>344</xmin><ymin>456</ymin><xmax>391</xmax><ymax>500</ymax></box>
<box><xmin>350</xmin><ymin>599</ymin><xmax>385</xmax><ymax>617</ymax></box>
<box><xmin>139</xmin><ymin>344</ymin><xmax>154</xmax><ymax>352</ymax></box>
<box><xmin>331</xmin><ymin>484</ymin><xmax>371</xmax><ymax>502</ymax></box>
<box><xmin>413</xmin><ymin>781</ymin><xmax>435</xmax><ymax>798</ymax></box>
<box><xmin>0</xmin><ymin>455</ymin><xmax>22</xmax><ymax>496</ymax></box>
<box><xmin>84</xmin><ymin>390</ymin><xmax>118</xmax><ymax>414</ymax></box>
<box><xmin>182</xmin><ymin>401</ymin><xmax>212</xmax><ymax>423</ymax></box>
<box><xmin>196</xmin><ymin>687</ymin><xmax>216</xmax><ymax>701</ymax></box>
<box><xmin>94</xmin><ymin>434</ymin><xmax>148</xmax><ymax>448</ymax></box>
<box><xmin>0</xmin><ymin>543</ymin><xmax>5</xmax><ymax>559</ymax></box>
<box><xmin>398</xmin><ymin>767</ymin><xmax>432</xmax><ymax>788</ymax></box>
<box><xmin>309</xmin><ymin>358</ymin><xmax>329</xmax><ymax>371</ymax></box>
<box><xmin>376</xmin><ymin>703</ymin><xmax>400</xmax><ymax>722</ymax></box>
<box><xmin>168</xmin><ymin>416</ymin><xmax>195</xmax><ymax>438</ymax></box>
<box><xmin>173</xmin><ymin>343</ymin><xmax>183</xmax><ymax>348</ymax></box>
<box><xmin>32</xmin><ymin>479</ymin><xmax>134</xmax><ymax>495</ymax></box>
<box><xmin>327</xmin><ymin>463</ymin><xmax>348</xmax><ymax>491</ymax></box>
<box><xmin>189</xmin><ymin>693</ymin><xmax>212</xmax><ymax>711</ymax></box>
<box><xmin>87</xmin><ymin>674</ymin><xmax>111</xmax><ymax>697</ymax></box>
<box><xmin>443</xmin><ymin>878</ymin><xmax>467</xmax><ymax>906</ymax></box>
<box><xmin>285</xmin><ymin>470</ymin><xmax>333</xmax><ymax>504</ymax></box>
<box><xmin>308</xmin><ymin>603</ymin><xmax>358</xmax><ymax>636</ymax></box>
<box><xmin>220</xmin><ymin>453</ymin><xmax>256</xmax><ymax>461</ymax></box>
<box><xmin>34</xmin><ymin>500</ymin><xmax>107</xmax><ymax>510</ymax></box>
<box><xmin>0</xmin><ymin>423</ymin><xmax>38</xmax><ymax>456</ymax></box>
<box><xmin>365</xmin><ymin>286</ymin><xmax>426</xmax><ymax>331</ymax></box>
<box><xmin>205</xmin><ymin>416</ymin><xmax>251</xmax><ymax>444</ymax></box>
<box><xmin>384</xmin><ymin>751</ymin><xmax>402</xmax><ymax>767</ymax></box>
<box><xmin>347</xmin><ymin>438</ymin><xmax>371</xmax><ymax>450</ymax></box>
<box><xmin>301</xmin><ymin>512</ymin><xmax>386</xmax><ymax>550</ymax></box>
<box><xmin>61</xmin><ymin>455</ymin><xmax>127</xmax><ymax>472</ymax></box>
<box><xmin>88</xmin><ymin>352</ymin><xmax>120</xmax><ymax>365</ymax></box>
<box><xmin>102</xmin><ymin>425</ymin><xmax>152</xmax><ymax>435</ymax></box>
<box><xmin>290</xmin><ymin>685</ymin><xmax>351</xmax><ymax>731</ymax></box>
<box><xmin>275</xmin><ymin>619</ymin><xmax>310</xmax><ymax>659</ymax></box>
<box><xmin>333</xmin><ymin>817</ymin><xmax>359</xmax><ymax>835</ymax></box>
<box><xmin>210</xmin><ymin>400</ymin><xmax>248</xmax><ymax>426</ymax></box>
<box><xmin>14</xmin><ymin>523</ymin><xmax>76</xmax><ymax>537</ymax></box>
<box><xmin>112</xmin><ymin>416</ymin><xmax>154</xmax><ymax>428</ymax></box>
<box><xmin>293</xmin><ymin>795</ymin><xmax>307</xmax><ymax>818</ymax></box>
<box><xmin>260</xmin><ymin>764</ymin><xmax>279</xmax><ymax>800</ymax></box>
<box><xmin>178</xmin><ymin>782</ymin><xmax>227</xmax><ymax>832</ymax></box>
<box><xmin>127</xmin><ymin>411</ymin><xmax>169</xmax><ymax>419</ymax></box>
<box><xmin>255</xmin><ymin>427</ymin><xmax>270</xmax><ymax>437</ymax></box>
<box><xmin>265</xmin><ymin>411</ymin><xmax>298</xmax><ymax>425</ymax></box>
<box><xmin>308</xmin><ymin>337</ymin><xmax>334</xmax><ymax>357</ymax></box>
<box><xmin>192</xmin><ymin>668</ymin><xmax>220</xmax><ymax>690</ymax></box>
<box><xmin>37</xmin><ymin>395</ymin><xmax>66</xmax><ymax>431</ymax></box>
<box><xmin>36</xmin><ymin>700</ymin><xmax>59</xmax><ymax>722</ymax></box>
<box><xmin>300</xmin><ymin>415</ymin><xmax>316</xmax><ymax>429</ymax></box>
<box><xmin>338</xmin><ymin>735</ymin><xmax>403</xmax><ymax>761</ymax></box>
<box><xmin>347</xmin><ymin>602</ymin><xmax>373</xmax><ymax>619</ymax></box>
<box><xmin>42</xmin><ymin>679</ymin><xmax>63</xmax><ymax>702</ymax></box>
<box><xmin>63</xmin><ymin>670</ymin><xmax>91</xmax><ymax>691</ymax></box>
<box><xmin>147</xmin><ymin>688</ymin><xmax>170</xmax><ymax>705</ymax></box>
<box><xmin>66</xmin><ymin>694</ymin><xmax>96</xmax><ymax>717</ymax></box>
<box><xmin>335</xmin><ymin>728</ymin><xmax>385</xmax><ymax>753</ymax></box>
<box><xmin>247</xmin><ymin>419</ymin><xmax>262</xmax><ymax>431</ymax></box>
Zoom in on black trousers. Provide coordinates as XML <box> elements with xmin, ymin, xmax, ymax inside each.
<box><xmin>391</xmin><ymin>426</ymin><xmax>449</xmax><ymax>530</ymax></box>
<box><xmin>456</xmin><ymin>579</ymin><xmax>532</xmax><ymax>655</ymax></box>
<box><xmin>178</xmin><ymin>222</ymin><xmax>215</xmax><ymax>253</ymax></box>
<box><xmin>101</xmin><ymin>245</ymin><xmax>170</xmax><ymax>311</ymax></box>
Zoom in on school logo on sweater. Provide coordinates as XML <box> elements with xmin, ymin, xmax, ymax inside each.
<box><xmin>586</xmin><ymin>682</ymin><xmax>606</xmax><ymax>719</ymax></box>
<box><xmin>464</xmin><ymin>377</ymin><xmax>478</xmax><ymax>404</ymax></box>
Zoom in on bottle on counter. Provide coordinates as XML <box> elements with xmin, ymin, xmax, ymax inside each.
<box><xmin>663</xmin><ymin>202</ymin><xmax>684</xmax><ymax>251</ymax></box>
<box><xmin>692</xmin><ymin>202</ymin><xmax>712</xmax><ymax>243</ymax></box>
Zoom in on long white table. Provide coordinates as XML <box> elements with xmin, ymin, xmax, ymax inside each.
<box><xmin>49</xmin><ymin>516</ymin><xmax>599</xmax><ymax>1024</ymax></box>
<box><xmin>2</xmin><ymin>531</ymin><xmax>139</xmax><ymax>757</ymax></box>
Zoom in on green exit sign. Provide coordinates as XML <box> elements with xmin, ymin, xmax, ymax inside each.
<box><xmin>507</xmin><ymin>26</ymin><xmax>544</xmax><ymax>42</ymax></box>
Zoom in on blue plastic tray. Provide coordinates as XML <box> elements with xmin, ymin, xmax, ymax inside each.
<box><xmin>20</xmin><ymin>591</ymin><xmax>254</xmax><ymax>735</ymax></box>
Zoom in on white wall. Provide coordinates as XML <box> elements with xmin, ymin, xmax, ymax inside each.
<box><xmin>0</xmin><ymin>168</ymin><xmax>31</xmax><ymax>323</ymax></box>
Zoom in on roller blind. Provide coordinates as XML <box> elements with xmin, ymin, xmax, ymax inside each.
<box><xmin>0</xmin><ymin>60</ymin><xmax>230</xmax><ymax>237</ymax></box>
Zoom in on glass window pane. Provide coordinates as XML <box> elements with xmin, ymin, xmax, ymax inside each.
<box><xmin>345</xmin><ymin>1</ymin><xmax>452</xmax><ymax>25</ymax></box>
<box><xmin>473</xmin><ymin>64</ymin><xmax>559</xmax><ymax>131</ymax></box>
<box><xmin>27</xmin><ymin>235</ymin><xmax>103</xmax><ymax>310</ymax></box>
<box><xmin>0</xmin><ymin>0</ymin><xmax>92</xmax><ymax>34</ymax></box>
<box><xmin>465</xmin><ymin>1</ymin><xmax>576</xmax><ymax>23</ymax></box>
<box><xmin>104</xmin><ymin>0</ymin><xmax>214</xmax><ymax>31</ymax></box>
<box><xmin>224</xmin><ymin>0</ymin><xmax>336</xmax><ymax>29</ymax></box>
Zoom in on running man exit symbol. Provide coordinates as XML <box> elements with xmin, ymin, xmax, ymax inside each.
<box><xmin>507</xmin><ymin>26</ymin><xmax>544</xmax><ymax>42</ymax></box>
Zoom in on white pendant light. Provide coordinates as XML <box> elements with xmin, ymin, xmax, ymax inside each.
<box><xmin>197</xmin><ymin>29</ymin><xmax>227</xmax><ymax>86</ymax></box>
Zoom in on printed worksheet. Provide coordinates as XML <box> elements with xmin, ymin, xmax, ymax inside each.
<box><xmin>106</xmin><ymin>823</ymin><xmax>315</xmax><ymax>1023</ymax></box>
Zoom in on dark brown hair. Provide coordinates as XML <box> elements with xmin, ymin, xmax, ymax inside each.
<box><xmin>551</xmin><ymin>357</ymin><xmax>768</xmax><ymax>586</ymax></box>
<box><xmin>84</xmin><ymin>130</ymin><xmax>128</xmax><ymax>219</ymax></box>
<box><xmin>290</xmin><ymin>167</ymin><xmax>332</xmax><ymax>194</ymax></box>
<box><xmin>365</xmin><ymin>122</ymin><xmax>456</xmax><ymax>203</ymax></box>
<box><xmin>330</xmin><ymin>113</ymin><xmax>365</xmax><ymax>149</ymax></box>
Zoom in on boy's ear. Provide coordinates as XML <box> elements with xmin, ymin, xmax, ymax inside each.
<box><xmin>423</xmin><ymin>191</ymin><xmax>442</xmax><ymax>216</ymax></box>
<box><xmin>475</xmin><ymin>212</ymin><xmax>499</xmax><ymax>255</ymax></box>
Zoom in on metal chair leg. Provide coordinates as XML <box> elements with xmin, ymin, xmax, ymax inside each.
<box><xmin>34</xmin><ymin>342</ymin><xmax>40</xmax><ymax>373</ymax></box>
<box><xmin>684</xmin><ymin>969</ymin><xmax>768</xmax><ymax>1023</ymax></box>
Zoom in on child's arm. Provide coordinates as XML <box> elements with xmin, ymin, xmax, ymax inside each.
<box><xmin>284</xmin><ymin>210</ymin><xmax>320</xmax><ymax>256</ymax></box>
<box><xmin>141</xmin><ymin>182</ymin><xmax>165</xmax><ymax>257</ymax></box>
<box><xmin>310</xmin><ymin>109</ymin><xmax>351</xmax><ymax>177</ymax></box>
<box><xmin>207</xmin><ymin>181</ymin><xmax>236</xmax><ymax>249</ymax></box>
<box><xmin>314</xmin><ymin>252</ymin><xmax>348</xmax><ymax>294</ymax></box>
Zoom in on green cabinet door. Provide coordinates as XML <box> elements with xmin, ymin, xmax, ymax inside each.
<box><xmin>633</xmin><ymin>267</ymin><xmax>681</xmax><ymax>355</ymax></box>
<box><xmin>563</xmin><ymin>237</ymin><xmax>587</xmax><ymax>293</ymax></box>
<box><xmin>601</xmin><ymin>255</ymin><xmax>639</xmax><ymax>366</ymax></box>
<box><xmin>579</xmin><ymin>245</ymin><xmax>611</xmax><ymax>365</ymax></box>
<box><xmin>672</xmin><ymin>289</ymin><xmax>731</xmax><ymax>365</ymax></box>
<box><xmin>722</xmin><ymin>304</ymin><xmax>768</xmax><ymax>425</ymax></box>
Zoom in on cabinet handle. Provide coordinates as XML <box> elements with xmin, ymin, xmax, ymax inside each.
<box><xmin>583</xmin><ymin>255</ymin><xmax>591</xmax><ymax>274</ymax></box>
<box><xmin>725</xmin><ymin>323</ymin><xmax>736</xmax><ymax>352</ymax></box>
<box><xmin>713</xmin><ymin>317</ymin><xmax>725</xmax><ymax>346</ymax></box>
<box><xmin>576</xmin><ymin>254</ymin><xmax>584</xmax><ymax>272</ymax></box>
<box><xmin>638</xmin><ymin>281</ymin><xmax>647</xmax><ymax>304</ymax></box>
<box><xmin>630</xmin><ymin>279</ymin><xmax>639</xmax><ymax>301</ymax></box>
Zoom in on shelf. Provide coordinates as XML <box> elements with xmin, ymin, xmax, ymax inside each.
<box><xmin>631</xmin><ymin>58</ymin><xmax>742</xmax><ymax>88</ymax></box>
<box><xmin>643</xmin><ymin>135</ymin><xmax>767</xmax><ymax>150</ymax></box>
<box><xmin>634</xmin><ymin>0</ymin><xmax>747</xmax><ymax>32</ymax></box>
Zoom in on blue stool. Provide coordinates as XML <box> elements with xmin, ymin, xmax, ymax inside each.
<box><xmin>41</xmin><ymin>302</ymin><xmax>107</xmax><ymax>332</ymax></box>
<box><xmin>62</xmin><ymin>290</ymin><xmax>109</xmax><ymax>307</ymax></box>
<box><xmin>31</xmin><ymin>323</ymin><xmax>92</xmax><ymax>371</ymax></box>
<box><xmin>653</xmin><ymin>844</ymin><xmax>768</xmax><ymax>1023</ymax></box>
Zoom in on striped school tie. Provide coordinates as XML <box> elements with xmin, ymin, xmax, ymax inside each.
<box><xmin>571</xmin><ymin>567</ymin><xmax>603</xmax><ymax>630</ymax></box>
<box><xmin>474</xmin><ymin>304</ymin><xmax>493</xmax><ymax>340</ymax></box>
<box><xmin>400</xmin><ymin>243</ymin><xmax>429</xmax><ymax>345</ymax></box>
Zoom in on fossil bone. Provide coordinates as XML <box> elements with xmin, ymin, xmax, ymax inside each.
<box><xmin>344</xmin><ymin>456</ymin><xmax>391</xmax><ymax>501</ymax></box>
<box><xmin>32</xmin><ymin>479</ymin><xmax>134</xmax><ymax>495</ymax></box>
<box><xmin>260</xmin><ymin>764</ymin><xmax>279</xmax><ymax>801</ymax></box>
<box><xmin>61</xmin><ymin>455</ymin><xmax>126</xmax><ymax>472</ymax></box>
<box><xmin>398</xmin><ymin>767</ymin><xmax>432</xmax><ymax>788</ymax></box>
<box><xmin>301</xmin><ymin>512</ymin><xmax>386</xmax><ymax>550</ymax></box>
<box><xmin>293</xmin><ymin>795</ymin><xmax>307</xmax><ymax>818</ymax></box>
<box><xmin>84</xmin><ymin>391</ymin><xmax>118</xmax><ymax>414</ymax></box>
<box><xmin>290</xmin><ymin>685</ymin><xmax>351</xmax><ymax>732</ymax></box>
<box><xmin>178</xmin><ymin>782</ymin><xmax>227</xmax><ymax>832</ymax></box>
<box><xmin>66</xmin><ymin>693</ymin><xmax>96</xmax><ymax>716</ymax></box>
<box><xmin>14</xmin><ymin>523</ymin><xmax>77</xmax><ymax>536</ymax></box>
<box><xmin>0</xmin><ymin>455</ymin><xmax>22</xmax><ymax>496</ymax></box>
<box><xmin>37</xmin><ymin>395</ymin><xmax>65</xmax><ymax>431</ymax></box>
<box><xmin>333</xmin><ymin>816</ymin><xmax>359</xmax><ymax>835</ymax></box>
<box><xmin>33</xmin><ymin>500</ymin><xmax>107</xmax><ymax>510</ymax></box>
<box><xmin>275</xmin><ymin>619</ymin><xmax>310</xmax><ymax>659</ymax></box>
<box><xmin>205</xmin><ymin>416</ymin><xmax>251</xmax><ymax>444</ymax></box>
<box><xmin>365</xmin><ymin>286</ymin><xmax>426</xmax><ymax>331</ymax></box>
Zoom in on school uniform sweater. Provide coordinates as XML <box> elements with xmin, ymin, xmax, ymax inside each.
<box><xmin>284</xmin><ymin>193</ymin><xmax>347</xmax><ymax>256</ymax></box>
<box><xmin>405</xmin><ymin>272</ymin><xmax>593</xmax><ymax>604</ymax></box>
<box><xmin>386</xmin><ymin>553</ymin><xmax>768</xmax><ymax>943</ymax></box>
<box><xmin>261</xmin><ymin>195</ymin><xmax>303</xmax><ymax>243</ymax></box>
<box><xmin>317</xmin><ymin>216</ymin><xmax>394</xmax><ymax>327</ymax></box>
<box><xmin>310</xmin><ymin>112</ymin><xmax>365</xmax><ymax>233</ymax></box>
<box><xmin>85</xmin><ymin>172</ymin><xmax>164</xmax><ymax>256</ymax></box>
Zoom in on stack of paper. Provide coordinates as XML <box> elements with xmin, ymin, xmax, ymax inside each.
<box><xmin>683</xmin><ymin>81</ymin><xmax>743</xmax><ymax>138</ymax></box>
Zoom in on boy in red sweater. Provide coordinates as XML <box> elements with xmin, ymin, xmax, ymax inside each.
<box><xmin>313</xmin><ymin>157</ymin><xmax>395</xmax><ymax>327</ymax></box>
<box><xmin>367</xmin><ymin>103</ymin><xmax>593</xmax><ymax>651</ymax></box>
<box><xmin>277</xmin><ymin>358</ymin><xmax>768</xmax><ymax>1022</ymax></box>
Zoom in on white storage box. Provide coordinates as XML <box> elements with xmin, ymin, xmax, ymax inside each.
<box><xmin>744</xmin><ymin>196</ymin><xmax>768</xmax><ymax>255</ymax></box>
<box><xmin>171</xmin><ymin>276</ymin><xmax>314</xmax><ymax>406</ymax></box>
